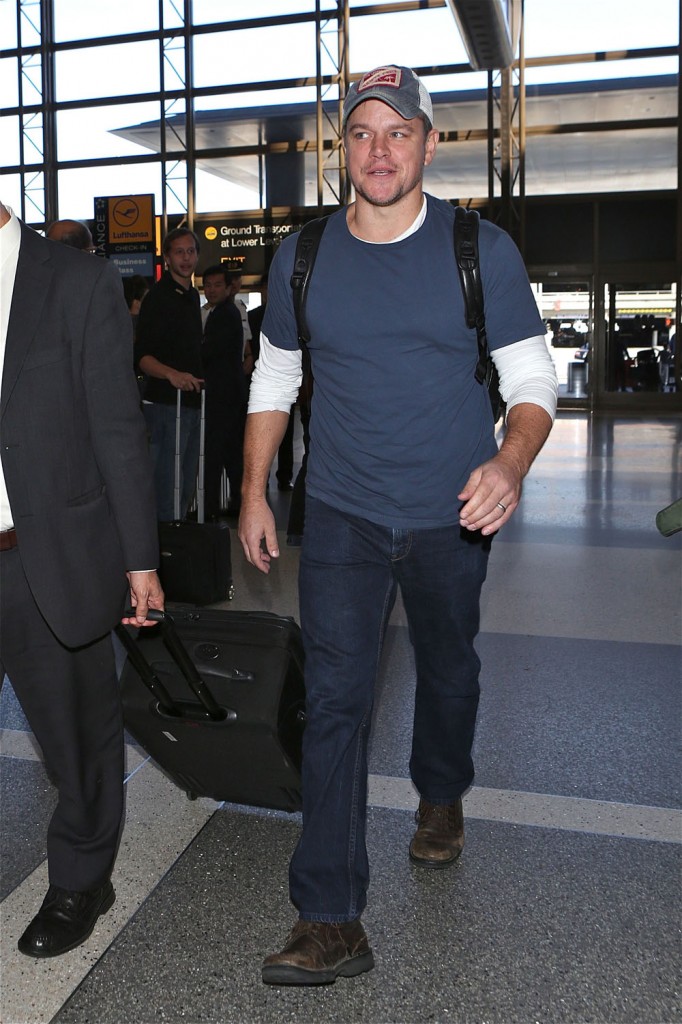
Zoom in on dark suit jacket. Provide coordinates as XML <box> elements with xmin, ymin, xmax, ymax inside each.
<box><xmin>201</xmin><ymin>298</ymin><xmax>246</xmax><ymax>408</ymax></box>
<box><xmin>247</xmin><ymin>303</ymin><xmax>266</xmax><ymax>363</ymax></box>
<box><xmin>1</xmin><ymin>222</ymin><xmax>159</xmax><ymax>648</ymax></box>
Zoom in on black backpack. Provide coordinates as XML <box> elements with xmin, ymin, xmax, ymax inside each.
<box><xmin>290</xmin><ymin>206</ymin><xmax>505</xmax><ymax>422</ymax></box>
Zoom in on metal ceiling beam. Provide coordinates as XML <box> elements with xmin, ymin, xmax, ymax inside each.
<box><xmin>445</xmin><ymin>0</ymin><xmax>525</xmax><ymax>247</ymax></box>
<box><xmin>445</xmin><ymin>0</ymin><xmax>520</xmax><ymax>71</ymax></box>
<box><xmin>315</xmin><ymin>0</ymin><xmax>349</xmax><ymax>212</ymax></box>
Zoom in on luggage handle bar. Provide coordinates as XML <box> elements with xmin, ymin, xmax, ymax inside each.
<box><xmin>174</xmin><ymin>386</ymin><xmax>206</xmax><ymax>524</ymax></box>
<box><xmin>115</xmin><ymin>621</ymin><xmax>179</xmax><ymax>718</ymax></box>
<box><xmin>118</xmin><ymin>609</ymin><xmax>225</xmax><ymax>722</ymax></box>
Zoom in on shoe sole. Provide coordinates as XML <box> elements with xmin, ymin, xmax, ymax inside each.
<box><xmin>262</xmin><ymin>950</ymin><xmax>375</xmax><ymax>986</ymax></box>
<box><xmin>409</xmin><ymin>847</ymin><xmax>463</xmax><ymax>869</ymax></box>
<box><xmin>18</xmin><ymin>886</ymin><xmax>116</xmax><ymax>959</ymax></box>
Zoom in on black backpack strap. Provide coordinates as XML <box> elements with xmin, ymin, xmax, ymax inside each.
<box><xmin>290</xmin><ymin>216</ymin><xmax>330</xmax><ymax>345</ymax></box>
<box><xmin>453</xmin><ymin>206</ymin><xmax>489</xmax><ymax>385</ymax></box>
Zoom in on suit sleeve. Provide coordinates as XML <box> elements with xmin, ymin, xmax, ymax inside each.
<box><xmin>82</xmin><ymin>261</ymin><xmax>159</xmax><ymax>569</ymax></box>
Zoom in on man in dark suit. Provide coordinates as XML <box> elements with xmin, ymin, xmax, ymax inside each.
<box><xmin>201</xmin><ymin>264</ymin><xmax>246</xmax><ymax>517</ymax></box>
<box><xmin>0</xmin><ymin>201</ymin><xmax>164</xmax><ymax>958</ymax></box>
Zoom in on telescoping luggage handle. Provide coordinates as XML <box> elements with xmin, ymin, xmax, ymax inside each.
<box><xmin>116</xmin><ymin>610</ymin><xmax>225</xmax><ymax>722</ymax></box>
<box><xmin>174</xmin><ymin>386</ymin><xmax>206</xmax><ymax>524</ymax></box>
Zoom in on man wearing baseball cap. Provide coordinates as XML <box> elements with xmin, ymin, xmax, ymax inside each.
<box><xmin>240</xmin><ymin>65</ymin><xmax>558</xmax><ymax>984</ymax></box>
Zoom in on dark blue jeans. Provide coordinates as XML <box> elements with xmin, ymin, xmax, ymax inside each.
<box><xmin>291</xmin><ymin>496</ymin><xmax>491</xmax><ymax>922</ymax></box>
<box><xmin>143</xmin><ymin>402</ymin><xmax>200</xmax><ymax>521</ymax></box>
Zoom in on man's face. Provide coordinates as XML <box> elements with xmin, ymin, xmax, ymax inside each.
<box><xmin>165</xmin><ymin>234</ymin><xmax>199</xmax><ymax>285</ymax></box>
<box><xmin>343</xmin><ymin>99</ymin><xmax>438</xmax><ymax>209</ymax></box>
<box><xmin>203</xmin><ymin>273</ymin><xmax>230</xmax><ymax>306</ymax></box>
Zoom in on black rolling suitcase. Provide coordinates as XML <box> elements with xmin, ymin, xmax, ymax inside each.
<box><xmin>116</xmin><ymin>607</ymin><xmax>305</xmax><ymax>811</ymax></box>
<box><xmin>158</xmin><ymin>389</ymin><xmax>233</xmax><ymax>605</ymax></box>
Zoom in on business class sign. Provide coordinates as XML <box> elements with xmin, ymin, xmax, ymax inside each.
<box><xmin>94</xmin><ymin>194</ymin><xmax>156</xmax><ymax>277</ymax></box>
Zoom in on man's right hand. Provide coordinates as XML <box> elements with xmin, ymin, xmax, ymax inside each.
<box><xmin>238</xmin><ymin>497</ymin><xmax>279</xmax><ymax>574</ymax></box>
<box><xmin>167</xmin><ymin>369</ymin><xmax>203</xmax><ymax>392</ymax></box>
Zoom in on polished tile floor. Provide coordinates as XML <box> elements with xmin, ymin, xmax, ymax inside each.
<box><xmin>1</xmin><ymin>412</ymin><xmax>681</xmax><ymax>1024</ymax></box>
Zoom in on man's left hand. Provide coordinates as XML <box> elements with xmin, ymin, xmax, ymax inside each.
<box><xmin>458</xmin><ymin>453</ymin><xmax>521</xmax><ymax>536</ymax></box>
<box><xmin>122</xmin><ymin>571</ymin><xmax>165</xmax><ymax>626</ymax></box>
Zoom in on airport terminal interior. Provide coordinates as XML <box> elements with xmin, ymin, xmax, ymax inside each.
<box><xmin>1</xmin><ymin>2</ymin><xmax>681</xmax><ymax>1023</ymax></box>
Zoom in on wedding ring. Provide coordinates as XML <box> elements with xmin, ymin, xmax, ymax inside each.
<box><xmin>497</xmin><ymin>502</ymin><xmax>507</xmax><ymax>512</ymax></box>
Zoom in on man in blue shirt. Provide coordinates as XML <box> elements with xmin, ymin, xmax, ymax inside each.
<box><xmin>239</xmin><ymin>65</ymin><xmax>558</xmax><ymax>985</ymax></box>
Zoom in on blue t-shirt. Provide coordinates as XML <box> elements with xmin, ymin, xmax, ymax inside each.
<box><xmin>262</xmin><ymin>194</ymin><xmax>544</xmax><ymax>529</ymax></box>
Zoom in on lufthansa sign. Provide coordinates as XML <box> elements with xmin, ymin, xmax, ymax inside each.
<box><xmin>94</xmin><ymin>194</ymin><xmax>156</xmax><ymax>277</ymax></box>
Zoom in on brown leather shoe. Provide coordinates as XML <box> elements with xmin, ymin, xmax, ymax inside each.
<box><xmin>409</xmin><ymin>797</ymin><xmax>464</xmax><ymax>867</ymax></box>
<box><xmin>262</xmin><ymin>919</ymin><xmax>375</xmax><ymax>985</ymax></box>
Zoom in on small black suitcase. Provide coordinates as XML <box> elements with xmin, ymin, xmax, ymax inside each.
<box><xmin>158</xmin><ymin>389</ymin><xmax>233</xmax><ymax>605</ymax></box>
<box><xmin>158</xmin><ymin>519</ymin><xmax>232</xmax><ymax>605</ymax></box>
<box><xmin>116</xmin><ymin>607</ymin><xmax>305</xmax><ymax>812</ymax></box>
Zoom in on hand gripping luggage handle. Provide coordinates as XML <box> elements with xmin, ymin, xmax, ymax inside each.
<box><xmin>117</xmin><ymin>610</ymin><xmax>225</xmax><ymax>721</ymax></box>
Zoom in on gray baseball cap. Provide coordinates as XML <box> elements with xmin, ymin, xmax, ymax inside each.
<box><xmin>342</xmin><ymin>65</ymin><xmax>434</xmax><ymax>129</ymax></box>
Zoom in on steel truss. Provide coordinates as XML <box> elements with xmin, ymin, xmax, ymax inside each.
<box><xmin>0</xmin><ymin>0</ymin><xmax>677</xmax><ymax>259</ymax></box>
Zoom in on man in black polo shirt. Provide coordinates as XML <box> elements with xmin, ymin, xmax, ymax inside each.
<box><xmin>136</xmin><ymin>228</ymin><xmax>204</xmax><ymax>521</ymax></box>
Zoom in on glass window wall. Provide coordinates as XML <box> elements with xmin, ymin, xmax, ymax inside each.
<box><xmin>0</xmin><ymin>55</ymin><xmax>18</xmax><ymax>108</ymax></box>
<box><xmin>0</xmin><ymin>113</ymin><xmax>20</xmax><ymax>167</ymax></box>
<box><xmin>0</xmin><ymin>0</ymin><xmax>677</xmax><ymax>251</ymax></box>
<box><xmin>57</xmin><ymin>101</ymin><xmax>164</xmax><ymax>162</ymax></box>
<box><xmin>53</xmin><ymin>0</ymin><xmax>159</xmax><ymax>42</ymax></box>
<box><xmin>193</xmin><ymin>23</ymin><xmax>317</xmax><ymax>89</ymax></box>
<box><xmin>193</xmin><ymin>0</ymin><xmax>315</xmax><ymax>22</ymax></box>
<box><xmin>55</xmin><ymin>41</ymin><xmax>160</xmax><ymax>102</ymax></box>
<box><xmin>349</xmin><ymin>7</ymin><xmax>467</xmax><ymax>73</ymax></box>
<box><xmin>57</xmin><ymin>163</ymin><xmax>164</xmax><ymax>221</ymax></box>
<box><xmin>524</xmin><ymin>0</ymin><xmax>679</xmax><ymax>60</ymax></box>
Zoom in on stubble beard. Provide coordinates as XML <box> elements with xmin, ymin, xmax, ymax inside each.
<box><xmin>352</xmin><ymin>168</ymin><xmax>425</xmax><ymax>208</ymax></box>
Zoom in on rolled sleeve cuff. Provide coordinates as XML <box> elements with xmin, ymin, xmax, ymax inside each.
<box><xmin>492</xmin><ymin>335</ymin><xmax>559</xmax><ymax>420</ymax></box>
<box><xmin>248</xmin><ymin>333</ymin><xmax>303</xmax><ymax>413</ymax></box>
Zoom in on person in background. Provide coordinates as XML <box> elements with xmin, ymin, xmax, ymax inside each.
<box><xmin>230</xmin><ymin>271</ymin><xmax>253</xmax><ymax>353</ymax></box>
<box><xmin>246</xmin><ymin>273</ymin><xmax>268</xmax><ymax>352</ymax></box>
<box><xmin>124</xmin><ymin>275</ymin><xmax>151</xmax><ymax>397</ymax></box>
<box><xmin>239</xmin><ymin>65</ymin><xmax>558</xmax><ymax>985</ymax></box>
<box><xmin>46</xmin><ymin>218</ymin><xmax>96</xmax><ymax>252</ymax></box>
<box><xmin>201</xmin><ymin>264</ymin><xmax>246</xmax><ymax>518</ymax></box>
<box><xmin>0</xmin><ymin>199</ymin><xmax>164</xmax><ymax>959</ymax></box>
<box><xmin>135</xmin><ymin>228</ymin><xmax>204</xmax><ymax>522</ymax></box>
<box><xmin>123</xmin><ymin>274</ymin><xmax>150</xmax><ymax>342</ymax></box>
<box><xmin>123</xmin><ymin>274</ymin><xmax>150</xmax><ymax>319</ymax></box>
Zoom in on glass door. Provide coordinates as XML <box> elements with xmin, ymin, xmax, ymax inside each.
<box><xmin>530</xmin><ymin>277</ymin><xmax>593</xmax><ymax>406</ymax></box>
<box><xmin>598</xmin><ymin>279</ymin><xmax>678</xmax><ymax>399</ymax></box>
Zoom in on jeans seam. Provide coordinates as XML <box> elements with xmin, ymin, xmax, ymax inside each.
<box><xmin>346</xmin><ymin>570</ymin><xmax>395</xmax><ymax>919</ymax></box>
<box><xmin>346</xmin><ymin>708</ymin><xmax>366</xmax><ymax>918</ymax></box>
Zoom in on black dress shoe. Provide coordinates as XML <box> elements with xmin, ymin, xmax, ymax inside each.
<box><xmin>18</xmin><ymin>882</ymin><xmax>115</xmax><ymax>958</ymax></box>
<box><xmin>277</xmin><ymin>481</ymin><xmax>293</xmax><ymax>492</ymax></box>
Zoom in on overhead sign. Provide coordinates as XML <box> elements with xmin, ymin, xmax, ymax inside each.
<box><xmin>94</xmin><ymin>194</ymin><xmax>156</xmax><ymax>277</ymax></box>
<box><xmin>194</xmin><ymin>208</ymin><xmax>339</xmax><ymax>278</ymax></box>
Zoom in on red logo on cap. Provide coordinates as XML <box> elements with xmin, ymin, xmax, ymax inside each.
<box><xmin>357</xmin><ymin>67</ymin><xmax>402</xmax><ymax>93</ymax></box>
